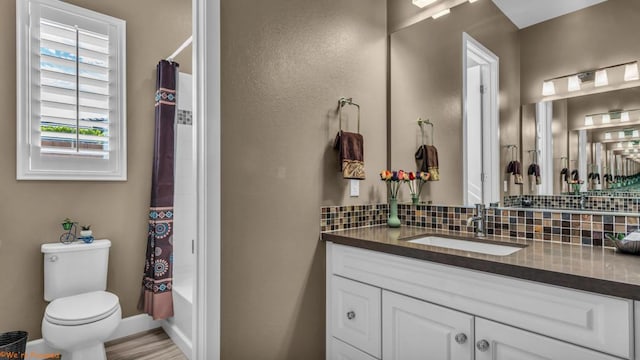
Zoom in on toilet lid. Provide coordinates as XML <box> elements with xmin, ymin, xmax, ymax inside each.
<box><xmin>45</xmin><ymin>291</ymin><xmax>120</xmax><ymax>326</ymax></box>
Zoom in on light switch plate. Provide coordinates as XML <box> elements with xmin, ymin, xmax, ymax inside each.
<box><xmin>350</xmin><ymin>179</ymin><xmax>360</xmax><ymax>197</ymax></box>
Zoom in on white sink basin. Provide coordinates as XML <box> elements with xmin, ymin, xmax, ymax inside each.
<box><xmin>407</xmin><ymin>236</ymin><xmax>523</xmax><ymax>256</ymax></box>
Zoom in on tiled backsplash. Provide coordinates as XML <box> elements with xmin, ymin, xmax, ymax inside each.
<box><xmin>321</xmin><ymin>203</ymin><xmax>640</xmax><ymax>248</ymax></box>
<box><xmin>320</xmin><ymin>204</ymin><xmax>388</xmax><ymax>232</ymax></box>
<box><xmin>503</xmin><ymin>195</ymin><xmax>640</xmax><ymax>212</ymax></box>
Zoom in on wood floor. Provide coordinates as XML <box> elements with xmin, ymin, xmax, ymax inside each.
<box><xmin>105</xmin><ymin>328</ymin><xmax>187</xmax><ymax>360</ymax></box>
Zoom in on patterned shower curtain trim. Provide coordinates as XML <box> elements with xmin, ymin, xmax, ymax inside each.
<box><xmin>139</xmin><ymin>60</ymin><xmax>178</xmax><ymax>320</ymax></box>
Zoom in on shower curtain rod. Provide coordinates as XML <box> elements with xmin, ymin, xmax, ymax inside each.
<box><xmin>167</xmin><ymin>35</ymin><xmax>193</xmax><ymax>61</ymax></box>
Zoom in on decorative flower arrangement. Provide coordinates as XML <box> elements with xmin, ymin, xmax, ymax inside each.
<box><xmin>380</xmin><ymin>170</ymin><xmax>408</xmax><ymax>199</ymax></box>
<box><xmin>407</xmin><ymin>171</ymin><xmax>431</xmax><ymax>199</ymax></box>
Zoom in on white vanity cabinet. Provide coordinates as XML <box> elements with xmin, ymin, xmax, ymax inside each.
<box><xmin>326</xmin><ymin>242</ymin><xmax>634</xmax><ymax>360</ymax></box>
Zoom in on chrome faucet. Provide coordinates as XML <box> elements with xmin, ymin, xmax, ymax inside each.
<box><xmin>579</xmin><ymin>195</ymin><xmax>587</xmax><ymax>210</ymax></box>
<box><xmin>467</xmin><ymin>203</ymin><xmax>486</xmax><ymax>237</ymax></box>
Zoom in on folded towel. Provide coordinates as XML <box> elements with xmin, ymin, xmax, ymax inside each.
<box><xmin>333</xmin><ymin>131</ymin><xmax>365</xmax><ymax>180</ymax></box>
<box><xmin>512</xmin><ymin>161</ymin><xmax>523</xmax><ymax>185</ymax></box>
<box><xmin>560</xmin><ymin>168</ymin><xmax>568</xmax><ymax>193</ymax></box>
<box><xmin>415</xmin><ymin>145</ymin><xmax>440</xmax><ymax>181</ymax></box>
<box><xmin>527</xmin><ymin>164</ymin><xmax>541</xmax><ymax>191</ymax></box>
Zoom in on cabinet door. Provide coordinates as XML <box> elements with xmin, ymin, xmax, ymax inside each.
<box><xmin>474</xmin><ymin>318</ymin><xmax>620</xmax><ymax>360</ymax></box>
<box><xmin>382</xmin><ymin>291</ymin><xmax>473</xmax><ymax>360</ymax></box>
<box><xmin>330</xmin><ymin>338</ymin><xmax>378</xmax><ymax>360</ymax></box>
<box><xmin>331</xmin><ymin>276</ymin><xmax>382</xmax><ymax>358</ymax></box>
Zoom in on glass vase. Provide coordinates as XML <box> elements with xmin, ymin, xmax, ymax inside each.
<box><xmin>388</xmin><ymin>198</ymin><xmax>401</xmax><ymax>228</ymax></box>
<box><xmin>411</xmin><ymin>194</ymin><xmax>419</xmax><ymax>205</ymax></box>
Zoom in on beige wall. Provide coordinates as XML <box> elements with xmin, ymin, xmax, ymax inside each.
<box><xmin>389</xmin><ymin>0</ymin><xmax>520</xmax><ymax>205</ymax></box>
<box><xmin>220</xmin><ymin>0</ymin><xmax>387</xmax><ymax>358</ymax></box>
<box><xmin>0</xmin><ymin>0</ymin><xmax>191</xmax><ymax>339</ymax></box>
<box><xmin>520</xmin><ymin>0</ymin><xmax>640</xmax><ymax>105</ymax></box>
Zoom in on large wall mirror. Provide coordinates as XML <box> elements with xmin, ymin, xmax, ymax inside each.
<box><xmin>389</xmin><ymin>0</ymin><xmax>640</xmax><ymax>213</ymax></box>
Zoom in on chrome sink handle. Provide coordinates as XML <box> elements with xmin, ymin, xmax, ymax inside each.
<box><xmin>455</xmin><ymin>333</ymin><xmax>467</xmax><ymax>344</ymax></box>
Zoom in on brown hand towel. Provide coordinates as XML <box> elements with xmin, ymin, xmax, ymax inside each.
<box><xmin>333</xmin><ymin>130</ymin><xmax>365</xmax><ymax>180</ymax></box>
<box><xmin>513</xmin><ymin>161</ymin><xmax>523</xmax><ymax>185</ymax></box>
<box><xmin>426</xmin><ymin>145</ymin><xmax>440</xmax><ymax>181</ymax></box>
<box><xmin>415</xmin><ymin>145</ymin><xmax>428</xmax><ymax>173</ymax></box>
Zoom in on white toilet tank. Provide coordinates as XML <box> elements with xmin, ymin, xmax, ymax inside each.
<box><xmin>41</xmin><ymin>239</ymin><xmax>111</xmax><ymax>301</ymax></box>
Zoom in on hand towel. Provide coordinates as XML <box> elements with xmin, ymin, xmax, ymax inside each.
<box><xmin>512</xmin><ymin>161</ymin><xmax>523</xmax><ymax>185</ymax></box>
<box><xmin>560</xmin><ymin>168</ymin><xmax>569</xmax><ymax>193</ymax></box>
<box><xmin>415</xmin><ymin>145</ymin><xmax>440</xmax><ymax>181</ymax></box>
<box><xmin>571</xmin><ymin>169</ymin><xmax>579</xmax><ymax>182</ymax></box>
<box><xmin>333</xmin><ymin>130</ymin><xmax>365</xmax><ymax>180</ymax></box>
<box><xmin>527</xmin><ymin>164</ymin><xmax>540</xmax><ymax>192</ymax></box>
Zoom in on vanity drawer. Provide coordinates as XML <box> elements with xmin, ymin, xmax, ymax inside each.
<box><xmin>330</xmin><ymin>337</ymin><xmax>378</xmax><ymax>360</ymax></box>
<box><xmin>331</xmin><ymin>275</ymin><xmax>381</xmax><ymax>359</ymax></box>
<box><xmin>329</xmin><ymin>243</ymin><xmax>633</xmax><ymax>359</ymax></box>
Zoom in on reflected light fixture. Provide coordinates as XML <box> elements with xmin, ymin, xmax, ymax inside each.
<box><xmin>625</xmin><ymin>62</ymin><xmax>640</xmax><ymax>81</ymax></box>
<box><xmin>602</xmin><ymin>114</ymin><xmax>611</xmax><ymax>124</ymax></box>
<box><xmin>584</xmin><ymin>116</ymin><xmax>593</xmax><ymax>126</ymax></box>
<box><xmin>595</xmin><ymin>69</ymin><xmax>609</xmax><ymax>87</ymax></box>
<box><xmin>432</xmin><ymin>8</ymin><xmax>451</xmax><ymax>19</ymax></box>
<box><xmin>567</xmin><ymin>75</ymin><xmax>581</xmax><ymax>92</ymax></box>
<box><xmin>618</xmin><ymin>142</ymin><xmax>624</xmax><ymax>148</ymax></box>
<box><xmin>542</xmin><ymin>81</ymin><xmax>556</xmax><ymax>96</ymax></box>
<box><xmin>622</xmin><ymin>112</ymin><xmax>630</xmax><ymax>122</ymax></box>
<box><xmin>412</xmin><ymin>0</ymin><xmax>437</xmax><ymax>8</ymax></box>
<box><xmin>619</xmin><ymin>131</ymin><xmax>626</xmax><ymax>139</ymax></box>
<box><xmin>605</xmin><ymin>132</ymin><xmax>612</xmax><ymax>140</ymax></box>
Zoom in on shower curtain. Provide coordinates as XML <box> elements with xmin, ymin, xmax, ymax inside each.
<box><xmin>139</xmin><ymin>60</ymin><xmax>179</xmax><ymax>320</ymax></box>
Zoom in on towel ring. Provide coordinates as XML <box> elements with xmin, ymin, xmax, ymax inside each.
<box><xmin>338</xmin><ymin>97</ymin><xmax>360</xmax><ymax>133</ymax></box>
<box><xmin>417</xmin><ymin>118</ymin><xmax>434</xmax><ymax>146</ymax></box>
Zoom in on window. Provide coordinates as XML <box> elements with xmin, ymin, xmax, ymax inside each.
<box><xmin>17</xmin><ymin>0</ymin><xmax>126</xmax><ymax>180</ymax></box>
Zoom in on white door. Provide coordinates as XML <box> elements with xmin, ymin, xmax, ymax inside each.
<box><xmin>474</xmin><ymin>318</ymin><xmax>619</xmax><ymax>360</ymax></box>
<box><xmin>382</xmin><ymin>291</ymin><xmax>474</xmax><ymax>360</ymax></box>
<box><xmin>466</xmin><ymin>65</ymin><xmax>483</xmax><ymax>205</ymax></box>
<box><xmin>463</xmin><ymin>33</ymin><xmax>499</xmax><ymax>206</ymax></box>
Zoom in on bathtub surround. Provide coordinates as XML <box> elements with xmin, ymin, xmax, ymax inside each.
<box><xmin>321</xmin><ymin>203</ymin><xmax>640</xmax><ymax>248</ymax></box>
<box><xmin>140</xmin><ymin>60</ymin><xmax>178</xmax><ymax>320</ymax></box>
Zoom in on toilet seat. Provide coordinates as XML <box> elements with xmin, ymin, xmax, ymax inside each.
<box><xmin>45</xmin><ymin>291</ymin><xmax>120</xmax><ymax>326</ymax></box>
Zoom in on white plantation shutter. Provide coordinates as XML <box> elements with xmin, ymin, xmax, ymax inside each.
<box><xmin>17</xmin><ymin>0</ymin><xmax>126</xmax><ymax>180</ymax></box>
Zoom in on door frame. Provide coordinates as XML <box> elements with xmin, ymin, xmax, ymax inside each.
<box><xmin>194</xmin><ymin>0</ymin><xmax>221</xmax><ymax>359</ymax></box>
<box><xmin>462</xmin><ymin>33</ymin><xmax>500</xmax><ymax>206</ymax></box>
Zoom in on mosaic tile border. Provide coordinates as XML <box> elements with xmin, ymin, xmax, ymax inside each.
<box><xmin>321</xmin><ymin>203</ymin><xmax>640</xmax><ymax>248</ymax></box>
<box><xmin>177</xmin><ymin>109</ymin><xmax>192</xmax><ymax>125</ymax></box>
<box><xmin>320</xmin><ymin>204</ymin><xmax>388</xmax><ymax>232</ymax></box>
<box><xmin>504</xmin><ymin>195</ymin><xmax>640</xmax><ymax>213</ymax></box>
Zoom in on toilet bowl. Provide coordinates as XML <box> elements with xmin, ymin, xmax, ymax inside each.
<box><xmin>42</xmin><ymin>291</ymin><xmax>121</xmax><ymax>360</ymax></box>
<box><xmin>41</xmin><ymin>240</ymin><xmax>121</xmax><ymax>360</ymax></box>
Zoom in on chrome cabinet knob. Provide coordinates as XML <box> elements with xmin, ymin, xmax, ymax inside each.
<box><xmin>454</xmin><ymin>333</ymin><xmax>467</xmax><ymax>344</ymax></box>
<box><xmin>476</xmin><ymin>340</ymin><xmax>490</xmax><ymax>352</ymax></box>
<box><xmin>346</xmin><ymin>311</ymin><xmax>356</xmax><ymax>320</ymax></box>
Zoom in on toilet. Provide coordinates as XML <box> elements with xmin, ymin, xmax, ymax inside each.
<box><xmin>41</xmin><ymin>239</ymin><xmax>122</xmax><ymax>360</ymax></box>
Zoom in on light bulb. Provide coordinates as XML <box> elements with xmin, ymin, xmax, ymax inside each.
<box><xmin>595</xmin><ymin>69</ymin><xmax>608</xmax><ymax>87</ymax></box>
<box><xmin>605</xmin><ymin>132</ymin><xmax>612</xmax><ymax>140</ymax></box>
<box><xmin>621</xmin><ymin>112</ymin><xmax>630</xmax><ymax>122</ymax></box>
<box><xmin>567</xmin><ymin>75</ymin><xmax>581</xmax><ymax>92</ymax></box>
<box><xmin>602</xmin><ymin>114</ymin><xmax>611</xmax><ymax>124</ymax></box>
<box><xmin>412</xmin><ymin>0</ymin><xmax>437</xmax><ymax>8</ymax></box>
<box><xmin>584</xmin><ymin>116</ymin><xmax>593</xmax><ymax>126</ymax></box>
<box><xmin>432</xmin><ymin>8</ymin><xmax>450</xmax><ymax>19</ymax></box>
<box><xmin>625</xmin><ymin>62</ymin><xmax>639</xmax><ymax>81</ymax></box>
<box><xmin>542</xmin><ymin>81</ymin><xmax>556</xmax><ymax>96</ymax></box>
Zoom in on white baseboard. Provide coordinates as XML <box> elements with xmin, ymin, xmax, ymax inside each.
<box><xmin>26</xmin><ymin>313</ymin><xmax>162</xmax><ymax>355</ymax></box>
<box><xmin>162</xmin><ymin>320</ymin><xmax>193</xmax><ymax>359</ymax></box>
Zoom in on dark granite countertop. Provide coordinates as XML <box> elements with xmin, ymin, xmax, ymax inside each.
<box><xmin>322</xmin><ymin>226</ymin><xmax>640</xmax><ymax>300</ymax></box>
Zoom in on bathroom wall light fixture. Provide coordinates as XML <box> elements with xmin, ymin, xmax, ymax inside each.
<box><xmin>541</xmin><ymin>60</ymin><xmax>639</xmax><ymax>97</ymax></box>
<box><xmin>432</xmin><ymin>8</ymin><xmax>451</xmax><ymax>18</ymax></box>
<box><xmin>602</xmin><ymin>113</ymin><xmax>611</xmax><ymax>124</ymax></box>
<box><xmin>584</xmin><ymin>116</ymin><xmax>593</xmax><ymax>126</ymax></box>
<box><xmin>468</xmin><ymin>0</ymin><xmax>479</xmax><ymax>3</ymax></box>
<box><xmin>413</xmin><ymin>0</ymin><xmax>438</xmax><ymax>8</ymax></box>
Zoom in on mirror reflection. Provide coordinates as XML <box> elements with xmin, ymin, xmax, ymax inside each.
<box><xmin>389</xmin><ymin>0</ymin><xmax>640</xmax><ymax>213</ymax></box>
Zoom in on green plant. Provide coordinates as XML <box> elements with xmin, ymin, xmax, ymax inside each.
<box><xmin>61</xmin><ymin>218</ymin><xmax>74</xmax><ymax>231</ymax></box>
<box><xmin>81</xmin><ymin>224</ymin><xmax>91</xmax><ymax>231</ymax></box>
<box><xmin>41</xmin><ymin>125</ymin><xmax>106</xmax><ymax>137</ymax></box>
